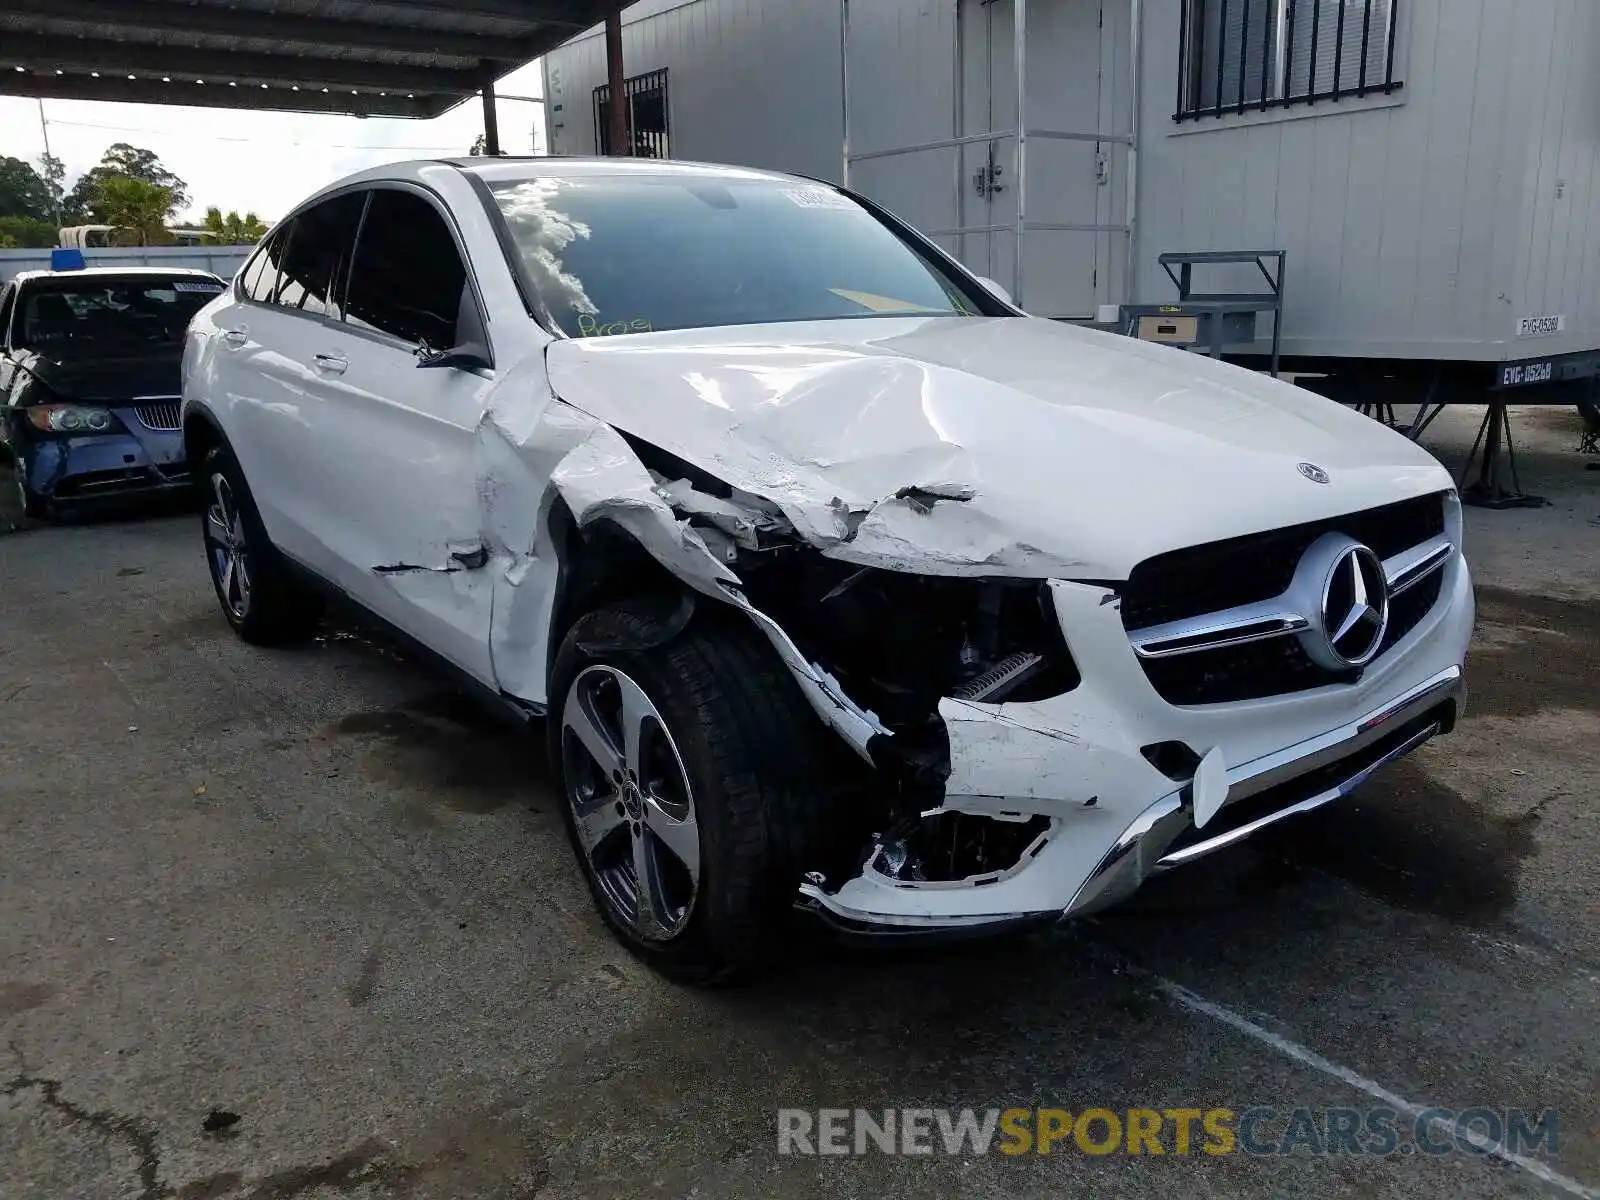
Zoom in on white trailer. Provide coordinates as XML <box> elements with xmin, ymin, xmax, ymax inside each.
<box><xmin>545</xmin><ymin>0</ymin><xmax>1600</xmax><ymax>425</ymax></box>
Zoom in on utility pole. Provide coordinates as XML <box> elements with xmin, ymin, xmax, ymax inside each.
<box><xmin>37</xmin><ymin>99</ymin><xmax>61</xmax><ymax>226</ymax></box>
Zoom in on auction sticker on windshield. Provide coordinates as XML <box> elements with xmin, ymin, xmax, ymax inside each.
<box><xmin>784</xmin><ymin>186</ymin><xmax>854</xmax><ymax>210</ymax></box>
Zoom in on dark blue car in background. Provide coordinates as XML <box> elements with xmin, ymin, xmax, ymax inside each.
<box><xmin>0</xmin><ymin>267</ymin><xmax>227</xmax><ymax>519</ymax></box>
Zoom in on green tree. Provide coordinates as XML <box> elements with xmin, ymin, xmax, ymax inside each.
<box><xmin>65</xmin><ymin>143</ymin><xmax>188</xmax><ymax>223</ymax></box>
<box><xmin>0</xmin><ymin>156</ymin><xmax>55</xmax><ymax>220</ymax></box>
<box><xmin>94</xmin><ymin>177</ymin><xmax>175</xmax><ymax>246</ymax></box>
<box><xmin>0</xmin><ymin>216</ymin><xmax>59</xmax><ymax>247</ymax></box>
<box><xmin>201</xmin><ymin>206</ymin><xmax>269</xmax><ymax>244</ymax></box>
<box><xmin>38</xmin><ymin>153</ymin><xmax>65</xmax><ymax>221</ymax></box>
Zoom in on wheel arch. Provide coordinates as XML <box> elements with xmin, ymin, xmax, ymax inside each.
<box><xmin>542</xmin><ymin>496</ymin><xmax>708</xmax><ymax>691</ymax></box>
<box><xmin>182</xmin><ymin>402</ymin><xmax>229</xmax><ymax>474</ymax></box>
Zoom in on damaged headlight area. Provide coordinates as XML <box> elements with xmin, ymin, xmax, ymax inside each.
<box><xmin>632</xmin><ymin>443</ymin><xmax>1083</xmax><ymax>894</ymax></box>
<box><xmin>737</xmin><ymin>557</ymin><xmax>1081</xmax><ymax>722</ymax></box>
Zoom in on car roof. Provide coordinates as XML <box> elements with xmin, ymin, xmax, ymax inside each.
<box><xmin>11</xmin><ymin>267</ymin><xmax>226</xmax><ymax>285</ymax></box>
<box><xmin>454</xmin><ymin>156</ymin><xmax>812</xmax><ymax>185</ymax></box>
<box><xmin>320</xmin><ymin>155</ymin><xmax>817</xmax><ymax>195</ymax></box>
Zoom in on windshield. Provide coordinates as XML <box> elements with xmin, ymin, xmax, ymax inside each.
<box><xmin>16</xmin><ymin>277</ymin><xmax>225</xmax><ymax>354</ymax></box>
<box><xmin>489</xmin><ymin>175</ymin><xmax>998</xmax><ymax>337</ymax></box>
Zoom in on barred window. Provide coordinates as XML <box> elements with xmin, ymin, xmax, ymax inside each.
<box><xmin>1177</xmin><ymin>0</ymin><xmax>1401</xmax><ymax>120</ymax></box>
<box><xmin>594</xmin><ymin>69</ymin><xmax>671</xmax><ymax>158</ymax></box>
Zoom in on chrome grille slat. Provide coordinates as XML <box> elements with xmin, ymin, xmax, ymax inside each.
<box><xmin>1123</xmin><ymin>494</ymin><xmax>1453</xmax><ymax>705</ymax></box>
<box><xmin>1129</xmin><ymin>532</ymin><xmax>1455</xmax><ymax>662</ymax></box>
<box><xmin>1384</xmin><ymin>536</ymin><xmax>1453</xmax><ymax>597</ymax></box>
<box><xmin>132</xmin><ymin>400</ymin><xmax>181</xmax><ymax>431</ymax></box>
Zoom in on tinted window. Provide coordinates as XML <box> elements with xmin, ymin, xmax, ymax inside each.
<box><xmin>15</xmin><ymin>276</ymin><xmax>226</xmax><ymax>352</ymax></box>
<box><xmin>242</xmin><ymin>230</ymin><xmax>290</xmax><ymax>304</ymax></box>
<box><xmin>344</xmin><ymin>190</ymin><xmax>467</xmax><ymax>349</ymax></box>
<box><xmin>488</xmin><ymin>175</ymin><xmax>993</xmax><ymax>338</ymax></box>
<box><xmin>275</xmin><ymin>193</ymin><xmax>365</xmax><ymax>317</ymax></box>
<box><xmin>0</xmin><ymin>286</ymin><xmax>14</xmax><ymax>347</ymax></box>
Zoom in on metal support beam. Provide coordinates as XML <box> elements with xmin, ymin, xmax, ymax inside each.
<box><xmin>1</xmin><ymin>0</ymin><xmax>530</xmax><ymax>65</ymax></box>
<box><xmin>482</xmin><ymin>72</ymin><xmax>501</xmax><ymax>155</ymax></box>
<box><xmin>604</xmin><ymin>9</ymin><xmax>630</xmax><ymax>155</ymax></box>
<box><xmin>4</xmin><ymin>33</ymin><xmax>480</xmax><ymax>95</ymax></box>
<box><xmin>350</xmin><ymin>0</ymin><xmax>604</xmax><ymax>23</ymax></box>
<box><xmin>0</xmin><ymin>72</ymin><xmax>436</xmax><ymax>117</ymax></box>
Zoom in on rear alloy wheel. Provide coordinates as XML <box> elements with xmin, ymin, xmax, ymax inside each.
<box><xmin>199</xmin><ymin>444</ymin><xmax>322</xmax><ymax>644</ymax></box>
<box><xmin>205</xmin><ymin>473</ymin><xmax>253</xmax><ymax>623</ymax></box>
<box><xmin>561</xmin><ymin>664</ymin><xmax>701</xmax><ymax>942</ymax></box>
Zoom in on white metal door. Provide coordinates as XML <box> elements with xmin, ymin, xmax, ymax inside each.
<box><xmin>958</xmin><ymin>0</ymin><xmax>1018</xmax><ymax>293</ymax></box>
<box><xmin>1025</xmin><ymin>0</ymin><xmax>1116</xmax><ymax>317</ymax></box>
<box><xmin>954</xmin><ymin>0</ymin><xmax>1120</xmax><ymax>316</ymax></box>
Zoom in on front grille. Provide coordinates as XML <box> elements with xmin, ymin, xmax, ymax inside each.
<box><xmin>133</xmin><ymin>402</ymin><xmax>181</xmax><ymax>431</ymax></box>
<box><xmin>1121</xmin><ymin>493</ymin><xmax>1446</xmax><ymax>632</ymax></box>
<box><xmin>1124</xmin><ymin>493</ymin><xmax>1449</xmax><ymax>706</ymax></box>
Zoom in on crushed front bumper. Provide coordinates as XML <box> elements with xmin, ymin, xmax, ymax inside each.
<box><xmin>796</xmin><ymin>556</ymin><xmax>1473</xmax><ymax>934</ymax></box>
<box><xmin>20</xmin><ymin>426</ymin><xmax>191</xmax><ymax>507</ymax></box>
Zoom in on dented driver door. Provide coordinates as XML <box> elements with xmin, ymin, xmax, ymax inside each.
<box><xmin>307</xmin><ymin>187</ymin><xmax>498</xmax><ymax>685</ymax></box>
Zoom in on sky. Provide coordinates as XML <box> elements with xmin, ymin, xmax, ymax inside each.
<box><xmin>0</xmin><ymin>62</ymin><xmax>546</xmax><ymax>225</ymax></box>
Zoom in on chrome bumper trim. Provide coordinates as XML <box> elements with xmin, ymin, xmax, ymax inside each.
<box><xmin>1227</xmin><ymin>665</ymin><xmax>1459</xmax><ymax>802</ymax></box>
<box><xmin>1065</xmin><ymin>666</ymin><xmax>1461</xmax><ymax>917</ymax></box>
<box><xmin>1154</xmin><ymin>719</ymin><xmax>1440</xmax><ymax>868</ymax></box>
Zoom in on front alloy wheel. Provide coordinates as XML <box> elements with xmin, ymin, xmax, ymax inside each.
<box><xmin>204</xmin><ymin>471</ymin><xmax>252</xmax><ymax>622</ymax></box>
<box><xmin>561</xmin><ymin>664</ymin><xmax>700</xmax><ymax>941</ymax></box>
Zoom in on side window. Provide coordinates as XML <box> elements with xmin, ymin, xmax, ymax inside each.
<box><xmin>343</xmin><ymin>189</ymin><xmax>467</xmax><ymax>349</ymax></box>
<box><xmin>0</xmin><ymin>286</ymin><xmax>14</xmax><ymax>348</ymax></box>
<box><xmin>274</xmin><ymin>193</ymin><xmax>366</xmax><ymax>318</ymax></box>
<box><xmin>242</xmin><ymin>228</ymin><xmax>290</xmax><ymax>304</ymax></box>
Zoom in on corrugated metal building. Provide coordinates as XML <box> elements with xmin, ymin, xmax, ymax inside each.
<box><xmin>545</xmin><ymin>0</ymin><xmax>1599</xmax><ymax>375</ymax></box>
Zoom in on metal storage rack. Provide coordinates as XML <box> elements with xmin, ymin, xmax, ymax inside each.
<box><xmin>1118</xmin><ymin>249</ymin><xmax>1286</xmax><ymax>377</ymax></box>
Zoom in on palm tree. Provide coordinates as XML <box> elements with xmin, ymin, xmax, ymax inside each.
<box><xmin>203</xmin><ymin>206</ymin><xmax>269</xmax><ymax>244</ymax></box>
<box><xmin>94</xmin><ymin>177</ymin><xmax>174</xmax><ymax>246</ymax></box>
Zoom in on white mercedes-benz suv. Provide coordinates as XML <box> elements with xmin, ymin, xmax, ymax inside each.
<box><xmin>182</xmin><ymin>157</ymin><xmax>1472</xmax><ymax>982</ymax></box>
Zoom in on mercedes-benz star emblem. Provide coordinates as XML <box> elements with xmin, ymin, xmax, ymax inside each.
<box><xmin>1298</xmin><ymin>462</ymin><xmax>1331</xmax><ymax>484</ymax></box>
<box><xmin>1316</xmin><ymin>545</ymin><xmax>1390</xmax><ymax>668</ymax></box>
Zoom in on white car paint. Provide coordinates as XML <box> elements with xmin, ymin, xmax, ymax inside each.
<box><xmin>543</xmin><ymin>315</ymin><xmax>1450</xmax><ymax>580</ymax></box>
<box><xmin>184</xmin><ymin>157</ymin><xmax>1473</xmax><ymax>936</ymax></box>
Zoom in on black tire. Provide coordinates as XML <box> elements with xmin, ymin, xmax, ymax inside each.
<box><xmin>14</xmin><ymin>466</ymin><xmax>48</xmax><ymax>521</ymax></box>
<box><xmin>199</xmin><ymin>443</ymin><xmax>322</xmax><ymax>644</ymax></box>
<box><xmin>547</xmin><ymin>600</ymin><xmax>843</xmax><ymax>985</ymax></box>
<box><xmin>1578</xmin><ymin>393</ymin><xmax>1600</xmax><ymax>434</ymax></box>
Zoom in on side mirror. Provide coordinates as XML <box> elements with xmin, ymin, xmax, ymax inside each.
<box><xmin>974</xmin><ymin>275</ymin><xmax>1014</xmax><ymax>306</ymax></box>
<box><xmin>415</xmin><ymin>341</ymin><xmax>492</xmax><ymax>371</ymax></box>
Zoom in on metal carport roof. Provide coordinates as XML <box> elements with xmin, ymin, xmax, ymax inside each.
<box><xmin>0</xmin><ymin>0</ymin><xmax>615</xmax><ymax>120</ymax></box>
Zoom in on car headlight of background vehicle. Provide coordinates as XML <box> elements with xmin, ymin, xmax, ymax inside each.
<box><xmin>26</xmin><ymin>405</ymin><xmax>120</xmax><ymax>434</ymax></box>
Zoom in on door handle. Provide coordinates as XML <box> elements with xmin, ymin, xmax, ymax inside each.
<box><xmin>221</xmin><ymin>328</ymin><xmax>248</xmax><ymax>345</ymax></box>
<box><xmin>450</xmin><ymin>545</ymin><xmax>489</xmax><ymax>570</ymax></box>
<box><xmin>313</xmin><ymin>353</ymin><xmax>348</xmax><ymax>374</ymax></box>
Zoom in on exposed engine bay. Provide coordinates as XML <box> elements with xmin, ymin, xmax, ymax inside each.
<box><xmin>633</xmin><ymin>444</ymin><xmax>1085</xmax><ymax>889</ymax></box>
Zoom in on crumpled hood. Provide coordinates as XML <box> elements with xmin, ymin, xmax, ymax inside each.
<box><xmin>22</xmin><ymin>348</ymin><xmax>183</xmax><ymax>404</ymax></box>
<box><xmin>545</xmin><ymin>316</ymin><xmax>1452</xmax><ymax>579</ymax></box>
